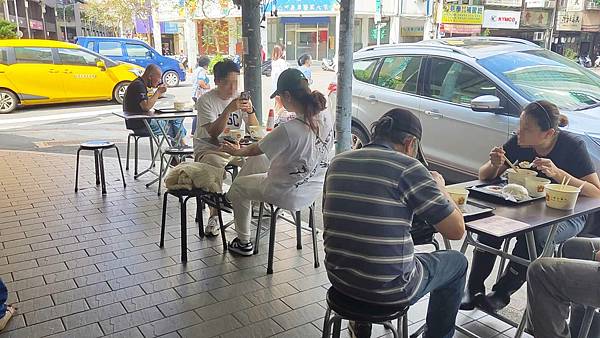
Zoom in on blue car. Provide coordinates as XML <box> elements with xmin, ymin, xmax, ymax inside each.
<box><xmin>76</xmin><ymin>36</ymin><xmax>186</xmax><ymax>87</ymax></box>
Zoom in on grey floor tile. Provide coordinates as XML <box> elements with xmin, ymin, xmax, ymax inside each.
<box><xmin>17</xmin><ymin>279</ymin><xmax>77</xmax><ymax>302</ymax></box>
<box><xmin>100</xmin><ymin>306</ymin><xmax>164</xmax><ymax>334</ymax></box>
<box><xmin>280</xmin><ymin>286</ymin><xmax>327</xmax><ymax>310</ymax></box>
<box><xmin>158</xmin><ymin>291</ymin><xmax>217</xmax><ymax>317</ymax></box>
<box><xmin>44</xmin><ymin>265</ymin><xmax>99</xmax><ymax>284</ymax></box>
<box><xmin>62</xmin><ymin>302</ymin><xmax>127</xmax><ymax>330</ymax></box>
<box><xmin>102</xmin><ymin>327</ymin><xmax>145</xmax><ymax>338</ymax></box>
<box><xmin>139</xmin><ymin>310</ymin><xmax>203</xmax><ymax>337</ymax></box>
<box><xmin>272</xmin><ymin>303</ymin><xmax>325</xmax><ymax>331</ymax></box>
<box><xmin>221</xmin><ymin>318</ymin><xmax>284</xmax><ymax>338</ymax></box>
<box><xmin>13</xmin><ymin>295</ymin><xmax>54</xmax><ymax>315</ymax></box>
<box><xmin>270</xmin><ymin>322</ymin><xmax>321</xmax><ymax>338</ymax></box>
<box><xmin>45</xmin><ymin>323</ymin><xmax>103</xmax><ymax>338</ymax></box>
<box><xmin>208</xmin><ymin>280</ymin><xmax>266</xmax><ymax>302</ymax></box>
<box><xmin>178</xmin><ymin>314</ymin><xmax>241</xmax><ymax>338</ymax></box>
<box><xmin>140</xmin><ymin>273</ymin><xmax>195</xmax><ymax>294</ymax></box>
<box><xmin>0</xmin><ymin>318</ymin><xmax>64</xmax><ymax>338</ymax></box>
<box><xmin>52</xmin><ymin>281</ymin><xmax>112</xmax><ymax>305</ymax></box>
<box><xmin>245</xmin><ymin>283</ymin><xmax>299</xmax><ymax>306</ymax></box>
<box><xmin>107</xmin><ymin>270</ymin><xmax>162</xmax><ymax>290</ymax></box>
<box><xmin>74</xmin><ymin>268</ymin><xmax>130</xmax><ymax>288</ymax></box>
<box><xmin>86</xmin><ymin>285</ymin><xmax>146</xmax><ymax>308</ymax></box>
<box><xmin>25</xmin><ymin>299</ymin><xmax>89</xmax><ymax>325</ymax></box>
<box><xmin>121</xmin><ymin>288</ymin><xmax>180</xmax><ymax>313</ymax></box>
<box><xmin>194</xmin><ymin>296</ymin><xmax>254</xmax><ymax>321</ymax></box>
<box><xmin>173</xmin><ymin>276</ymin><xmax>230</xmax><ymax>298</ymax></box>
<box><xmin>232</xmin><ymin>299</ymin><xmax>292</xmax><ymax>326</ymax></box>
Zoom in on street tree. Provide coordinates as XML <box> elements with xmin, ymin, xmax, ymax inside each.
<box><xmin>0</xmin><ymin>20</ymin><xmax>17</xmax><ymax>39</ymax></box>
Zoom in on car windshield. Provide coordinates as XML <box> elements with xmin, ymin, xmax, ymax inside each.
<box><xmin>478</xmin><ymin>49</ymin><xmax>600</xmax><ymax>111</ymax></box>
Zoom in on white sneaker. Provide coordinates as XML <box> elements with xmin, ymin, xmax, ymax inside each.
<box><xmin>204</xmin><ymin>216</ymin><xmax>220</xmax><ymax>237</ymax></box>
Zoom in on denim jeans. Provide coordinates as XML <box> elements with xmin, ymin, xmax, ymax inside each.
<box><xmin>0</xmin><ymin>279</ymin><xmax>7</xmax><ymax>318</ymax></box>
<box><xmin>412</xmin><ymin>250</ymin><xmax>468</xmax><ymax>338</ymax></box>
<box><xmin>149</xmin><ymin>119</ymin><xmax>186</xmax><ymax>143</ymax></box>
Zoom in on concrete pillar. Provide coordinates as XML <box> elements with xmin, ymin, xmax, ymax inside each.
<box><xmin>184</xmin><ymin>15</ymin><xmax>197</xmax><ymax>70</ymax></box>
<box><xmin>389</xmin><ymin>16</ymin><xmax>400</xmax><ymax>43</ymax></box>
<box><xmin>74</xmin><ymin>2</ymin><xmax>83</xmax><ymax>37</ymax></box>
<box><xmin>335</xmin><ymin>12</ymin><xmax>340</xmax><ymax>57</ymax></box>
<box><xmin>361</xmin><ymin>17</ymin><xmax>369</xmax><ymax>47</ymax></box>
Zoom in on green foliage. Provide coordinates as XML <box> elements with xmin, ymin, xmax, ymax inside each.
<box><xmin>564</xmin><ymin>48</ymin><xmax>578</xmax><ymax>61</ymax></box>
<box><xmin>0</xmin><ymin>20</ymin><xmax>17</xmax><ymax>39</ymax></box>
<box><xmin>208</xmin><ymin>53</ymin><xmax>224</xmax><ymax>74</ymax></box>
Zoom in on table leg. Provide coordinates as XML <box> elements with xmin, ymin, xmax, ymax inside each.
<box><xmin>443</xmin><ymin>237</ymin><xmax>452</xmax><ymax>250</ymax></box>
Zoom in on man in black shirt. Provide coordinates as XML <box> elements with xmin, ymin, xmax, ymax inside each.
<box><xmin>123</xmin><ymin>64</ymin><xmax>186</xmax><ymax>141</ymax></box>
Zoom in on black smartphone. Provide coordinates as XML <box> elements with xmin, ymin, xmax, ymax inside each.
<box><xmin>240</xmin><ymin>91</ymin><xmax>250</xmax><ymax>100</ymax></box>
<box><xmin>223</xmin><ymin>136</ymin><xmax>237</xmax><ymax>144</ymax></box>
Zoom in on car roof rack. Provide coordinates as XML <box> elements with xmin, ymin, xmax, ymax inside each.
<box><xmin>359</xmin><ymin>43</ymin><xmax>473</xmax><ymax>58</ymax></box>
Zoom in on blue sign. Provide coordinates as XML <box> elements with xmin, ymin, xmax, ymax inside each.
<box><xmin>275</xmin><ymin>0</ymin><xmax>336</xmax><ymax>12</ymax></box>
<box><xmin>161</xmin><ymin>22</ymin><xmax>179</xmax><ymax>34</ymax></box>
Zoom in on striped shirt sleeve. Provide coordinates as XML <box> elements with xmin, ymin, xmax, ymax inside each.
<box><xmin>399</xmin><ymin>161</ymin><xmax>454</xmax><ymax>226</ymax></box>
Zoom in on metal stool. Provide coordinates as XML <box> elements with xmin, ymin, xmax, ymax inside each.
<box><xmin>126</xmin><ymin>131</ymin><xmax>154</xmax><ymax>175</ymax></box>
<box><xmin>255</xmin><ymin>202</ymin><xmax>320</xmax><ymax>274</ymax></box>
<box><xmin>160</xmin><ymin>189</ymin><xmax>232</xmax><ymax>262</ymax></box>
<box><xmin>75</xmin><ymin>140</ymin><xmax>126</xmax><ymax>195</ymax></box>
<box><xmin>578</xmin><ymin>306</ymin><xmax>598</xmax><ymax>338</ymax></box>
<box><xmin>157</xmin><ymin>147</ymin><xmax>194</xmax><ymax>196</ymax></box>
<box><xmin>322</xmin><ymin>287</ymin><xmax>409</xmax><ymax>338</ymax></box>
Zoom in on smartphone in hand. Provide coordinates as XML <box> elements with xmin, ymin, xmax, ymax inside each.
<box><xmin>240</xmin><ymin>91</ymin><xmax>250</xmax><ymax>100</ymax></box>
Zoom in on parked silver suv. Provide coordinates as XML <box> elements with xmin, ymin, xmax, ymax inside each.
<box><xmin>329</xmin><ymin>37</ymin><xmax>600</xmax><ymax>180</ymax></box>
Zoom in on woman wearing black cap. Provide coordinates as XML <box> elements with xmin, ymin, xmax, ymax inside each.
<box><xmin>462</xmin><ymin>100</ymin><xmax>600</xmax><ymax>312</ymax></box>
<box><xmin>218</xmin><ymin>68</ymin><xmax>334</xmax><ymax>256</ymax></box>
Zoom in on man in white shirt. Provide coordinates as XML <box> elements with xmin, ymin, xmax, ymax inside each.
<box><xmin>193</xmin><ymin>59</ymin><xmax>261</xmax><ymax>236</ymax></box>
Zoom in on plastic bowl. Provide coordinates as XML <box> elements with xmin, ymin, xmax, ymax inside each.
<box><xmin>447</xmin><ymin>187</ymin><xmax>469</xmax><ymax>211</ymax></box>
<box><xmin>545</xmin><ymin>183</ymin><xmax>581</xmax><ymax>210</ymax></box>
<box><xmin>507</xmin><ymin>168</ymin><xmax>537</xmax><ymax>187</ymax></box>
<box><xmin>525</xmin><ymin>177</ymin><xmax>551</xmax><ymax>198</ymax></box>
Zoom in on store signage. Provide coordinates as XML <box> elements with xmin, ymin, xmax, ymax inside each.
<box><xmin>277</xmin><ymin>0</ymin><xmax>336</xmax><ymax>12</ymax></box>
<box><xmin>521</xmin><ymin>9</ymin><xmax>551</xmax><ymax>28</ymax></box>
<box><xmin>441</xmin><ymin>5</ymin><xmax>484</xmax><ymax>25</ymax></box>
<box><xmin>566</xmin><ymin>0</ymin><xmax>585</xmax><ymax>11</ymax></box>
<box><xmin>30</xmin><ymin>20</ymin><xmax>44</xmax><ymax>30</ymax></box>
<box><xmin>401</xmin><ymin>26</ymin><xmax>424</xmax><ymax>37</ymax></box>
<box><xmin>525</xmin><ymin>0</ymin><xmax>556</xmax><ymax>8</ymax></box>
<box><xmin>484</xmin><ymin>0</ymin><xmax>522</xmax><ymax>6</ymax></box>
<box><xmin>483</xmin><ymin>10</ymin><xmax>521</xmax><ymax>29</ymax></box>
<box><xmin>439</xmin><ymin>23</ymin><xmax>482</xmax><ymax>35</ymax></box>
<box><xmin>557</xmin><ymin>11</ymin><xmax>583</xmax><ymax>31</ymax></box>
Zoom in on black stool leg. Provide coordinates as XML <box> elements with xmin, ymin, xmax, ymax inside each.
<box><xmin>216</xmin><ymin>201</ymin><xmax>228</xmax><ymax>253</ymax></box>
<box><xmin>74</xmin><ymin>148</ymin><xmax>82</xmax><ymax>192</ymax></box>
<box><xmin>134</xmin><ymin>136</ymin><xmax>139</xmax><ymax>175</ymax></box>
<box><xmin>321</xmin><ymin>307</ymin><xmax>332</xmax><ymax>338</ymax></box>
<box><xmin>160</xmin><ymin>192</ymin><xmax>168</xmax><ymax>247</ymax></box>
<box><xmin>126</xmin><ymin>134</ymin><xmax>132</xmax><ymax>171</ymax></box>
<box><xmin>180</xmin><ymin>196</ymin><xmax>187</xmax><ymax>262</ymax></box>
<box><xmin>254</xmin><ymin>202</ymin><xmax>265</xmax><ymax>255</ymax></box>
<box><xmin>94</xmin><ymin>150</ymin><xmax>100</xmax><ymax>185</ymax></box>
<box><xmin>197</xmin><ymin>196</ymin><xmax>205</xmax><ymax>238</ymax></box>
<box><xmin>267</xmin><ymin>206</ymin><xmax>279</xmax><ymax>274</ymax></box>
<box><xmin>331</xmin><ymin>316</ymin><xmax>342</xmax><ymax>338</ymax></box>
<box><xmin>295</xmin><ymin>210</ymin><xmax>302</xmax><ymax>250</ymax></box>
<box><xmin>113</xmin><ymin>146</ymin><xmax>126</xmax><ymax>188</ymax></box>
<box><xmin>310</xmin><ymin>205</ymin><xmax>320</xmax><ymax>268</ymax></box>
<box><xmin>402</xmin><ymin>314</ymin><xmax>409</xmax><ymax>338</ymax></box>
<box><xmin>98</xmin><ymin>150</ymin><xmax>107</xmax><ymax>194</ymax></box>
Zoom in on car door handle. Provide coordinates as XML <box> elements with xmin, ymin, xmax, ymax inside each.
<box><xmin>424</xmin><ymin>110</ymin><xmax>444</xmax><ymax>119</ymax></box>
<box><xmin>63</xmin><ymin>70</ymin><xmax>72</xmax><ymax>74</ymax></box>
<box><xmin>48</xmin><ymin>69</ymin><xmax>59</xmax><ymax>73</ymax></box>
<box><xmin>366</xmin><ymin>95</ymin><xmax>378</xmax><ymax>103</ymax></box>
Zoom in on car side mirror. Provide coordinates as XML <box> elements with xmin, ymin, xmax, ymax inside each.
<box><xmin>146</xmin><ymin>51</ymin><xmax>153</xmax><ymax>59</ymax></box>
<box><xmin>471</xmin><ymin>95</ymin><xmax>503</xmax><ymax>113</ymax></box>
<box><xmin>96</xmin><ymin>60</ymin><xmax>106</xmax><ymax>70</ymax></box>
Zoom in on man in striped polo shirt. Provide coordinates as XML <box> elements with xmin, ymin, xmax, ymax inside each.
<box><xmin>323</xmin><ymin>109</ymin><xmax>467</xmax><ymax>338</ymax></box>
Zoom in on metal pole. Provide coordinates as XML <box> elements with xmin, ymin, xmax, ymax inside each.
<box><xmin>24</xmin><ymin>0</ymin><xmax>31</xmax><ymax>38</ymax></box>
<box><xmin>63</xmin><ymin>1</ymin><xmax>67</xmax><ymax>41</ymax></box>
<box><xmin>335</xmin><ymin>0</ymin><xmax>354</xmax><ymax>154</ymax></box>
<box><xmin>41</xmin><ymin>1</ymin><xmax>47</xmax><ymax>39</ymax></box>
<box><xmin>12</xmin><ymin>0</ymin><xmax>19</xmax><ymax>37</ymax></box>
<box><xmin>242</xmin><ymin>0</ymin><xmax>263</xmax><ymax>123</ymax></box>
<box><xmin>3</xmin><ymin>1</ymin><xmax>9</xmax><ymax>21</ymax></box>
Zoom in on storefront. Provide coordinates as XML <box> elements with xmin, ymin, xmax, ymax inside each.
<box><xmin>519</xmin><ymin>6</ymin><xmax>554</xmax><ymax>47</ymax></box>
<box><xmin>582</xmin><ymin>11</ymin><xmax>600</xmax><ymax>61</ymax></box>
<box><xmin>439</xmin><ymin>4</ymin><xmax>483</xmax><ymax>37</ymax></box>
<box><xmin>160</xmin><ymin>22</ymin><xmax>181</xmax><ymax>56</ymax></box>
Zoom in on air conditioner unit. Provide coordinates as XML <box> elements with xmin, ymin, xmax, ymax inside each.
<box><xmin>533</xmin><ymin>32</ymin><xmax>544</xmax><ymax>41</ymax></box>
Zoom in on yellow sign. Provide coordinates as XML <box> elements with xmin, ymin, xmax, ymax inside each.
<box><xmin>442</xmin><ymin>5</ymin><xmax>484</xmax><ymax>25</ymax></box>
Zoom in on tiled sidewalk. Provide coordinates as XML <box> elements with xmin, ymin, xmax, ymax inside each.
<box><xmin>0</xmin><ymin>150</ymin><xmax>531</xmax><ymax>338</ymax></box>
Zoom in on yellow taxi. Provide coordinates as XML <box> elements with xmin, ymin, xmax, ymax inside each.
<box><xmin>0</xmin><ymin>39</ymin><xmax>144</xmax><ymax>113</ymax></box>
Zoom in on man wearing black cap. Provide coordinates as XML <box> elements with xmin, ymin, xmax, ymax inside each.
<box><xmin>322</xmin><ymin>108</ymin><xmax>467</xmax><ymax>338</ymax></box>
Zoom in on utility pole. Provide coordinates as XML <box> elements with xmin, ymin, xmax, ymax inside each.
<box><xmin>63</xmin><ymin>0</ymin><xmax>68</xmax><ymax>41</ymax></box>
<box><xmin>335</xmin><ymin>0</ymin><xmax>354</xmax><ymax>154</ymax></box>
<box><xmin>12</xmin><ymin>0</ymin><xmax>20</xmax><ymax>38</ymax></box>
<box><xmin>375</xmin><ymin>0</ymin><xmax>381</xmax><ymax>45</ymax></box>
<box><xmin>24</xmin><ymin>0</ymin><xmax>31</xmax><ymax>38</ymax></box>
<box><xmin>242</xmin><ymin>0</ymin><xmax>263</xmax><ymax>123</ymax></box>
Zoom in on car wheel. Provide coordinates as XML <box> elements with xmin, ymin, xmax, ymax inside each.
<box><xmin>163</xmin><ymin>71</ymin><xmax>180</xmax><ymax>87</ymax></box>
<box><xmin>0</xmin><ymin>90</ymin><xmax>18</xmax><ymax>114</ymax></box>
<box><xmin>351</xmin><ymin>125</ymin><xmax>368</xmax><ymax>150</ymax></box>
<box><xmin>113</xmin><ymin>81</ymin><xmax>130</xmax><ymax>104</ymax></box>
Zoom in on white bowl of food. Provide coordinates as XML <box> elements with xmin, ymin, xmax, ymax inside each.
<box><xmin>545</xmin><ymin>184</ymin><xmax>581</xmax><ymax>210</ymax></box>
<box><xmin>506</xmin><ymin>168</ymin><xmax>537</xmax><ymax>187</ymax></box>
<box><xmin>525</xmin><ymin>177</ymin><xmax>551</xmax><ymax>198</ymax></box>
<box><xmin>446</xmin><ymin>187</ymin><xmax>469</xmax><ymax>211</ymax></box>
<box><xmin>174</xmin><ymin>101</ymin><xmax>187</xmax><ymax>111</ymax></box>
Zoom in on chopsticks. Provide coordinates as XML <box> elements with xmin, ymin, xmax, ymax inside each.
<box><xmin>560</xmin><ymin>176</ymin><xmax>572</xmax><ymax>189</ymax></box>
<box><xmin>504</xmin><ymin>155</ymin><xmax>519</xmax><ymax>172</ymax></box>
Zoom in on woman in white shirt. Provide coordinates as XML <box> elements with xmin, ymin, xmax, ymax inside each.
<box><xmin>219</xmin><ymin>68</ymin><xmax>334</xmax><ymax>256</ymax></box>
